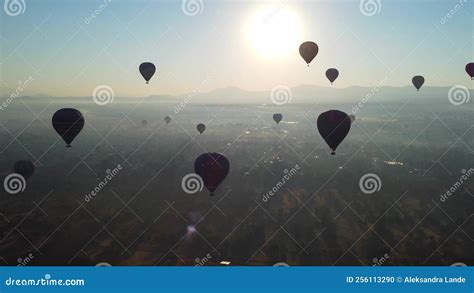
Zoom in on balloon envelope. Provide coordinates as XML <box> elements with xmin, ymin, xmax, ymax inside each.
<box><xmin>13</xmin><ymin>160</ymin><xmax>35</xmax><ymax>180</ymax></box>
<box><xmin>325</xmin><ymin>68</ymin><xmax>339</xmax><ymax>84</ymax></box>
<box><xmin>273</xmin><ymin>113</ymin><xmax>283</xmax><ymax>124</ymax></box>
<box><xmin>52</xmin><ymin>108</ymin><xmax>84</xmax><ymax>147</ymax></box>
<box><xmin>466</xmin><ymin>63</ymin><xmax>474</xmax><ymax>80</ymax></box>
<box><xmin>299</xmin><ymin>41</ymin><xmax>319</xmax><ymax>65</ymax></box>
<box><xmin>194</xmin><ymin>152</ymin><xmax>229</xmax><ymax>195</ymax></box>
<box><xmin>317</xmin><ymin>110</ymin><xmax>351</xmax><ymax>155</ymax></box>
<box><xmin>412</xmin><ymin>75</ymin><xmax>425</xmax><ymax>91</ymax></box>
<box><xmin>197</xmin><ymin>123</ymin><xmax>206</xmax><ymax>134</ymax></box>
<box><xmin>139</xmin><ymin>62</ymin><xmax>156</xmax><ymax>84</ymax></box>
<box><xmin>165</xmin><ymin>116</ymin><xmax>171</xmax><ymax>124</ymax></box>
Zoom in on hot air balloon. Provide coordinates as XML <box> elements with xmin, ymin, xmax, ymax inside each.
<box><xmin>317</xmin><ymin>110</ymin><xmax>351</xmax><ymax>155</ymax></box>
<box><xmin>197</xmin><ymin>123</ymin><xmax>206</xmax><ymax>134</ymax></box>
<box><xmin>164</xmin><ymin>116</ymin><xmax>171</xmax><ymax>124</ymax></box>
<box><xmin>52</xmin><ymin>108</ymin><xmax>84</xmax><ymax>147</ymax></box>
<box><xmin>139</xmin><ymin>62</ymin><xmax>156</xmax><ymax>84</ymax></box>
<box><xmin>13</xmin><ymin>160</ymin><xmax>35</xmax><ymax>180</ymax></box>
<box><xmin>349</xmin><ymin>115</ymin><xmax>356</xmax><ymax>123</ymax></box>
<box><xmin>412</xmin><ymin>75</ymin><xmax>424</xmax><ymax>91</ymax></box>
<box><xmin>466</xmin><ymin>63</ymin><xmax>474</xmax><ymax>80</ymax></box>
<box><xmin>299</xmin><ymin>41</ymin><xmax>319</xmax><ymax>66</ymax></box>
<box><xmin>273</xmin><ymin>113</ymin><xmax>283</xmax><ymax>124</ymax></box>
<box><xmin>325</xmin><ymin>68</ymin><xmax>339</xmax><ymax>85</ymax></box>
<box><xmin>194</xmin><ymin>152</ymin><xmax>229</xmax><ymax>196</ymax></box>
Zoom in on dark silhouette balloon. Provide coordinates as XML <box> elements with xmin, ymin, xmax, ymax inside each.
<box><xmin>349</xmin><ymin>115</ymin><xmax>356</xmax><ymax>123</ymax></box>
<box><xmin>325</xmin><ymin>68</ymin><xmax>339</xmax><ymax>84</ymax></box>
<box><xmin>273</xmin><ymin>113</ymin><xmax>283</xmax><ymax>124</ymax></box>
<box><xmin>299</xmin><ymin>41</ymin><xmax>319</xmax><ymax>66</ymax></box>
<box><xmin>317</xmin><ymin>110</ymin><xmax>351</xmax><ymax>155</ymax></box>
<box><xmin>139</xmin><ymin>62</ymin><xmax>156</xmax><ymax>84</ymax></box>
<box><xmin>165</xmin><ymin>116</ymin><xmax>171</xmax><ymax>124</ymax></box>
<box><xmin>13</xmin><ymin>160</ymin><xmax>35</xmax><ymax>180</ymax></box>
<box><xmin>194</xmin><ymin>152</ymin><xmax>229</xmax><ymax>196</ymax></box>
<box><xmin>466</xmin><ymin>63</ymin><xmax>474</xmax><ymax>80</ymax></box>
<box><xmin>197</xmin><ymin>123</ymin><xmax>206</xmax><ymax>134</ymax></box>
<box><xmin>52</xmin><ymin>108</ymin><xmax>84</xmax><ymax>148</ymax></box>
<box><xmin>412</xmin><ymin>75</ymin><xmax>425</xmax><ymax>91</ymax></box>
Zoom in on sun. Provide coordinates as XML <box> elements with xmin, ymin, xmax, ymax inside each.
<box><xmin>247</xmin><ymin>5</ymin><xmax>302</xmax><ymax>59</ymax></box>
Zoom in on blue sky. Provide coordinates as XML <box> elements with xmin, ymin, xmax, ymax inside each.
<box><xmin>0</xmin><ymin>0</ymin><xmax>473</xmax><ymax>97</ymax></box>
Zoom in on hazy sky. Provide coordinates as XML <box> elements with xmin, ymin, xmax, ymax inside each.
<box><xmin>0</xmin><ymin>0</ymin><xmax>473</xmax><ymax>97</ymax></box>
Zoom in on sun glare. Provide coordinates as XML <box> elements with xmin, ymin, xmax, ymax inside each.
<box><xmin>247</xmin><ymin>5</ymin><xmax>302</xmax><ymax>59</ymax></box>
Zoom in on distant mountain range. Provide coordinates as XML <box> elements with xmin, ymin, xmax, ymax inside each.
<box><xmin>3</xmin><ymin>85</ymin><xmax>473</xmax><ymax>105</ymax></box>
